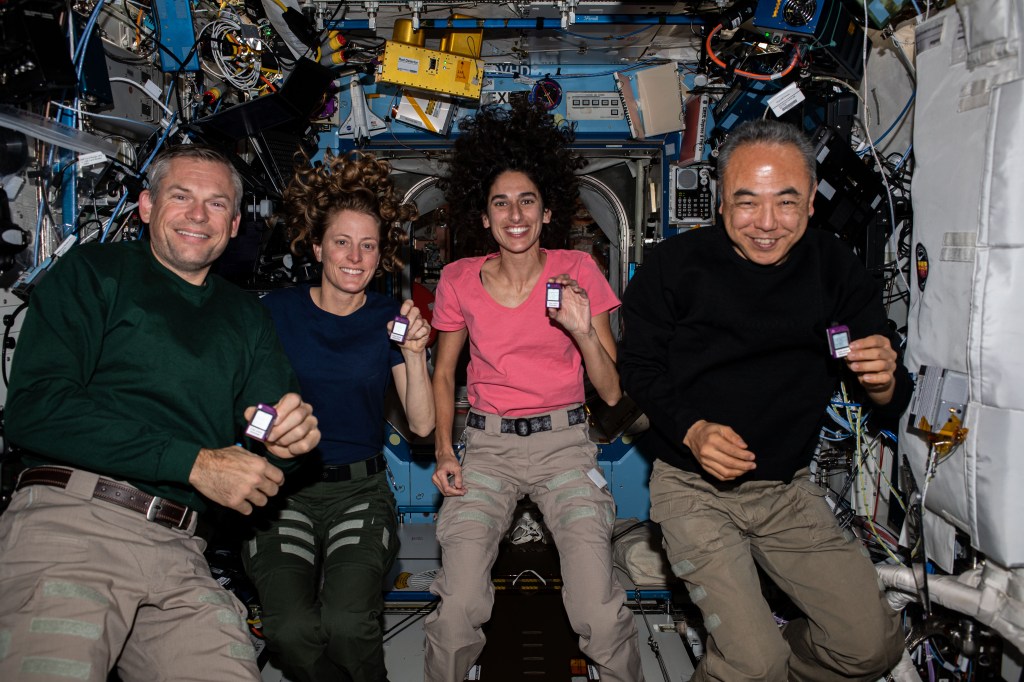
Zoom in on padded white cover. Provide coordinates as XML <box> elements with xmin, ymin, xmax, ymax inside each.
<box><xmin>902</xmin><ymin>3</ymin><xmax>1024</xmax><ymax>569</ymax></box>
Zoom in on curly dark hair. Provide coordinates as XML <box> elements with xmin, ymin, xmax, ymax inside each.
<box><xmin>441</xmin><ymin>98</ymin><xmax>586</xmax><ymax>258</ymax></box>
<box><xmin>282</xmin><ymin>151</ymin><xmax>418</xmax><ymax>273</ymax></box>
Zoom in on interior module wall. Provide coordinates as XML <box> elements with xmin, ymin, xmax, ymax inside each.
<box><xmin>902</xmin><ymin>1</ymin><xmax>1024</xmax><ymax>570</ymax></box>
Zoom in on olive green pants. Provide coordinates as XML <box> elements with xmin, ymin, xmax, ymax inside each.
<box><xmin>244</xmin><ymin>471</ymin><xmax>398</xmax><ymax>682</ymax></box>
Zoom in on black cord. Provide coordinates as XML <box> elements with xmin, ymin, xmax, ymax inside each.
<box><xmin>2</xmin><ymin>302</ymin><xmax>30</xmax><ymax>389</ymax></box>
<box><xmin>107</xmin><ymin>0</ymin><xmax>192</xmax><ymax>120</ymax></box>
<box><xmin>298</xmin><ymin>1</ymin><xmax>346</xmax><ymax>62</ymax></box>
<box><xmin>114</xmin><ymin>0</ymin><xmax>187</xmax><ymax>71</ymax></box>
<box><xmin>381</xmin><ymin>600</ymin><xmax>438</xmax><ymax>642</ymax></box>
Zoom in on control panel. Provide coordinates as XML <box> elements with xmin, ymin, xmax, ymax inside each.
<box><xmin>565</xmin><ymin>92</ymin><xmax>624</xmax><ymax>121</ymax></box>
<box><xmin>669</xmin><ymin>165</ymin><xmax>716</xmax><ymax>226</ymax></box>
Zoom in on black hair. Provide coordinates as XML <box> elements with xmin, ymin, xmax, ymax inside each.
<box><xmin>441</xmin><ymin>98</ymin><xmax>586</xmax><ymax>258</ymax></box>
<box><xmin>716</xmin><ymin>119</ymin><xmax>817</xmax><ymax>188</ymax></box>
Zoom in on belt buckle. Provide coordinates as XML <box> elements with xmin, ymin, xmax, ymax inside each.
<box><xmin>146</xmin><ymin>495</ymin><xmax>165</xmax><ymax>522</ymax></box>
<box><xmin>148</xmin><ymin>496</ymin><xmax>191</xmax><ymax>529</ymax></box>
<box><xmin>513</xmin><ymin>418</ymin><xmax>531</xmax><ymax>437</ymax></box>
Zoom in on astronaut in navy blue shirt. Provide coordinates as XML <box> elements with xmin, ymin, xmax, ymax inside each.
<box><xmin>244</xmin><ymin>151</ymin><xmax>434</xmax><ymax>682</ymax></box>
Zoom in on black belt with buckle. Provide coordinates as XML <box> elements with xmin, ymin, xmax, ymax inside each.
<box><xmin>16</xmin><ymin>466</ymin><xmax>196</xmax><ymax>530</ymax></box>
<box><xmin>321</xmin><ymin>452</ymin><xmax>387</xmax><ymax>482</ymax></box>
<box><xmin>466</xmin><ymin>406</ymin><xmax>588</xmax><ymax>437</ymax></box>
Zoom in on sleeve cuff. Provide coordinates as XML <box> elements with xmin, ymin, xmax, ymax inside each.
<box><xmin>157</xmin><ymin>439</ymin><xmax>204</xmax><ymax>484</ymax></box>
<box><xmin>264</xmin><ymin>450</ymin><xmax>304</xmax><ymax>473</ymax></box>
<box><xmin>872</xmin><ymin>367</ymin><xmax>913</xmax><ymax>420</ymax></box>
<box><xmin>673</xmin><ymin>408</ymin><xmax>704</xmax><ymax>447</ymax></box>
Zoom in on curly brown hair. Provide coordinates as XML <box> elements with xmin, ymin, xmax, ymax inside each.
<box><xmin>441</xmin><ymin>98</ymin><xmax>586</xmax><ymax>258</ymax></box>
<box><xmin>282</xmin><ymin>151</ymin><xmax>418</xmax><ymax>273</ymax></box>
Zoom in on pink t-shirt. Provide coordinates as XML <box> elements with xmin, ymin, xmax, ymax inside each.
<box><xmin>433</xmin><ymin>249</ymin><xmax>619</xmax><ymax>416</ymax></box>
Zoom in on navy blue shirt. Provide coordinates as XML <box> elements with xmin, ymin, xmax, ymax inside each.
<box><xmin>261</xmin><ymin>285</ymin><xmax>403</xmax><ymax>466</ymax></box>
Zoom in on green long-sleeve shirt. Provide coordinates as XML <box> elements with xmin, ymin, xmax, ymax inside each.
<box><xmin>5</xmin><ymin>241</ymin><xmax>299</xmax><ymax>512</ymax></box>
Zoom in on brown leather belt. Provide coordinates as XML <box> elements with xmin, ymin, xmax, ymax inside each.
<box><xmin>16</xmin><ymin>466</ymin><xmax>196</xmax><ymax>530</ymax></box>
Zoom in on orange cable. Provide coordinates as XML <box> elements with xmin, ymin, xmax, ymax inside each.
<box><xmin>705</xmin><ymin>23</ymin><xmax>800</xmax><ymax>82</ymax></box>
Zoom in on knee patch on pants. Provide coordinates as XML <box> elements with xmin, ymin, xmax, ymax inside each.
<box><xmin>671</xmin><ymin>559</ymin><xmax>697</xmax><ymax>577</ymax></box>
<box><xmin>463</xmin><ymin>488</ymin><xmax>500</xmax><ymax>508</ymax></box>
<box><xmin>42</xmin><ymin>581</ymin><xmax>109</xmax><ymax>607</ymax></box>
<box><xmin>543</xmin><ymin>469</ymin><xmax>615</xmax><ymax>529</ymax></box>
<box><xmin>227</xmin><ymin>641</ymin><xmax>257</xmax><ymax>661</ymax></box>
<box><xmin>464</xmin><ymin>470</ymin><xmax>502</xmax><ymax>492</ymax></box>
<box><xmin>250</xmin><ymin>509</ymin><xmax>317</xmax><ymax>566</ymax></box>
<box><xmin>453</xmin><ymin>509</ymin><xmax>500</xmax><ymax>530</ymax></box>
<box><xmin>19</xmin><ymin>657</ymin><xmax>93</xmax><ymax>679</ymax></box>
<box><xmin>445</xmin><ymin>471</ymin><xmax>507</xmax><ymax>531</ymax></box>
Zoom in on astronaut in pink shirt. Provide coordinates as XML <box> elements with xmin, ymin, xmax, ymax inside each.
<box><xmin>423</xmin><ymin>100</ymin><xmax>644</xmax><ymax>682</ymax></box>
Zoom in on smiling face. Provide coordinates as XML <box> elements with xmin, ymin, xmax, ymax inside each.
<box><xmin>481</xmin><ymin>170</ymin><xmax>551</xmax><ymax>256</ymax></box>
<box><xmin>719</xmin><ymin>142</ymin><xmax>816</xmax><ymax>266</ymax></box>
<box><xmin>138</xmin><ymin>157</ymin><xmax>241</xmax><ymax>285</ymax></box>
<box><xmin>313</xmin><ymin>209</ymin><xmax>381</xmax><ymax>297</ymax></box>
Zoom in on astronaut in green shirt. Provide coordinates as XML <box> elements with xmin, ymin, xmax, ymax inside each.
<box><xmin>0</xmin><ymin>144</ymin><xmax>321</xmax><ymax>682</ymax></box>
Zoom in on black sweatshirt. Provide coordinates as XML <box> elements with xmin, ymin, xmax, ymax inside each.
<box><xmin>620</xmin><ymin>226</ymin><xmax>911</xmax><ymax>484</ymax></box>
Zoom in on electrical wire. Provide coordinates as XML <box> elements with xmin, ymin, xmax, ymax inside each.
<box><xmin>560</xmin><ymin>24</ymin><xmax>659</xmax><ymax>42</ymax></box>
<box><xmin>705</xmin><ymin>24</ymin><xmax>800</xmax><ymax>81</ymax></box>
<box><xmin>823</xmin><ymin>383</ymin><xmax>907</xmax><ymax>565</ymax></box>
<box><xmin>855</xmin><ymin>0</ymin><xmax>911</xmax><ymax>296</ymax></box>
<box><xmin>1</xmin><ymin>302</ymin><xmax>29</xmax><ymax>388</ymax></box>
<box><xmin>294</xmin><ymin>0</ymin><xmax>345</xmax><ymax>64</ymax></box>
<box><xmin>381</xmin><ymin>601</ymin><xmax>438</xmax><ymax>643</ymax></box>
<box><xmin>107</xmin><ymin>77</ymin><xmax>176</xmax><ymax>119</ymax></box>
<box><xmin>203</xmin><ymin>16</ymin><xmax>265</xmax><ymax>91</ymax></box>
<box><xmin>895</xmin><ymin>143</ymin><xmax>913</xmax><ymax>172</ymax></box>
<box><xmin>632</xmin><ymin>585</ymin><xmax>673</xmax><ymax>682</ymax></box>
<box><xmin>859</xmin><ymin>91</ymin><xmax>916</xmax><ymax>153</ymax></box>
<box><xmin>50</xmin><ymin>102</ymin><xmax>158</xmax><ymax>129</ymax></box>
<box><xmin>103</xmin><ymin>2</ymin><xmax>156</xmax><ymax>59</ymax></box>
<box><xmin>106</xmin><ymin>1</ymin><xmax>188</xmax><ymax>71</ymax></box>
<box><xmin>812</xmin><ymin>75</ymin><xmax>864</xmax><ymax>106</ymax></box>
<box><xmin>99</xmin><ymin>111</ymin><xmax>177</xmax><ymax>243</ymax></box>
<box><xmin>73</xmin><ymin>1</ymin><xmax>108</xmax><ymax>74</ymax></box>
<box><xmin>99</xmin><ymin>194</ymin><xmax>131</xmax><ymax>243</ymax></box>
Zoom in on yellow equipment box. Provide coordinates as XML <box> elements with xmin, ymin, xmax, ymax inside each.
<box><xmin>378</xmin><ymin>41</ymin><xmax>484</xmax><ymax>100</ymax></box>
